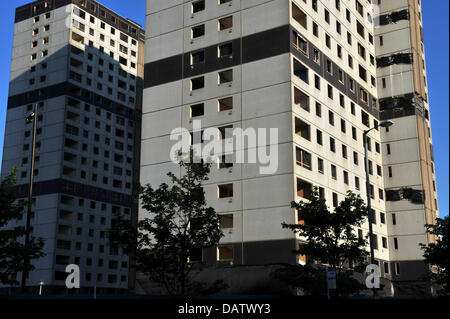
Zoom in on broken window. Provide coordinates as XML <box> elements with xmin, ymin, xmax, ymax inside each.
<box><xmin>295</xmin><ymin>117</ymin><xmax>311</xmax><ymax>140</ymax></box>
<box><xmin>218</xmin><ymin>43</ymin><xmax>232</xmax><ymax>57</ymax></box>
<box><xmin>191</xmin><ymin>76</ymin><xmax>204</xmax><ymax>90</ymax></box>
<box><xmin>192</xmin><ymin>0</ymin><xmax>205</xmax><ymax>13</ymax></box>
<box><xmin>218</xmin><ymin>69</ymin><xmax>233</xmax><ymax>84</ymax></box>
<box><xmin>219</xmin><ymin>154</ymin><xmax>233</xmax><ymax>169</ymax></box>
<box><xmin>292</xmin><ymin>3</ymin><xmax>307</xmax><ymax>29</ymax></box>
<box><xmin>71</xmin><ymin>32</ymin><xmax>84</xmax><ymax>44</ymax></box>
<box><xmin>217</xmin><ymin>245</ymin><xmax>233</xmax><ymax>261</ymax></box>
<box><xmin>218</xmin><ymin>16</ymin><xmax>233</xmax><ymax>31</ymax></box>
<box><xmin>190</xmin><ymin>103</ymin><xmax>204</xmax><ymax>117</ymax></box>
<box><xmin>360</xmin><ymin>88</ymin><xmax>369</xmax><ymax>105</ymax></box>
<box><xmin>356</xmin><ymin>20</ymin><xmax>365</xmax><ymax>38</ymax></box>
<box><xmin>218</xmin><ymin>97</ymin><xmax>233</xmax><ymax>112</ymax></box>
<box><xmin>296</xmin><ymin>178</ymin><xmax>313</xmax><ymax>199</ymax></box>
<box><xmin>294</xmin><ymin>87</ymin><xmax>309</xmax><ymax>111</ymax></box>
<box><xmin>219</xmin><ymin>214</ymin><xmax>233</xmax><ymax>228</ymax></box>
<box><xmin>218</xmin><ymin>125</ymin><xmax>233</xmax><ymax>139</ymax></box>
<box><xmin>191</xmin><ymin>50</ymin><xmax>205</xmax><ymax>64</ymax></box>
<box><xmin>293</xmin><ymin>58</ymin><xmax>308</xmax><ymax>83</ymax></box>
<box><xmin>191</xmin><ymin>24</ymin><xmax>205</xmax><ymax>39</ymax></box>
<box><xmin>218</xmin><ymin>184</ymin><xmax>233</xmax><ymax>198</ymax></box>
<box><xmin>359</xmin><ymin>64</ymin><xmax>367</xmax><ymax>82</ymax></box>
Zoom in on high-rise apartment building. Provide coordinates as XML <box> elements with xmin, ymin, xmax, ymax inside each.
<box><xmin>141</xmin><ymin>0</ymin><xmax>438</xmax><ymax>296</ymax></box>
<box><xmin>1</xmin><ymin>0</ymin><xmax>144</xmax><ymax>294</ymax></box>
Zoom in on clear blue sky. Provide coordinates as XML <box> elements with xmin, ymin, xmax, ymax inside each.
<box><xmin>0</xmin><ymin>1</ymin><xmax>447</xmax><ymax>217</ymax></box>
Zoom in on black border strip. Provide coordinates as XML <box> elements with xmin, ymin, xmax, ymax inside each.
<box><xmin>7</xmin><ymin>81</ymin><xmax>141</xmax><ymax>122</ymax></box>
<box><xmin>143</xmin><ymin>24</ymin><xmax>378</xmax><ymax>118</ymax></box>
<box><xmin>14</xmin><ymin>178</ymin><xmax>135</xmax><ymax>207</ymax></box>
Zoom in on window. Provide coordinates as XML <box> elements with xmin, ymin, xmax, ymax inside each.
<box><xmin>327</xmin><ymin>85</ymin><xmax>333</xmax><ymax>99</ymax></box>
<box><xmin>219</xmin><ymin>154</ymin><xmax>233</xmax><ymax>169</ymax></box>
<box><xmin>295</xmin><ymin>118</ymin><xmax>311</xmax><ymax>141</ymax></box>
<box><xmin>388</xmin><ymin>166</ymin><xmax>393</xmax><ymax>177</ymax></box>
<box><xmin>293</xmin><ymin>59</ymin><xmax>309</xmax><ymax>83</ymax></box>
<box><xmin>359</xmin><ymin>65</ymin><xmax>367</xmax><ymax>82</ymax></box>
<box><xmin>356</xmin><ymin>21</ymin><xmax>365</xmax><ymax>39</ymax></box>
<box><xmin>313</xmin><ymin>48</ymin><xmax>320</xmax><ymax>64</ymax></box>
<box><xmin>218</xmin><ymin>97</ymin><xmax>233</xmax><ymax>112</ymax></box>
<box><xmin>328</xmin><ymin>111</ymin><xmax>334</xmax><ymax>126</ymax></box>
<box><xmin>392</xmin><ymin>214</ymin><xmax>397</xmax><ymax>225</ymax></box>
<box><xmin>191</xmin><ymin>50</ymin><xmax>205</xmax><ymax>64</ymax></box>
<box><xmin>218</xmin><ymin>184</ymin><xmax>233</xmax><ymax>198</ymax></box>
<box><xmin>343</xmin><ymin>171</ymin><xmax>349</xmax><ymax>185</ymax></box>
<box><xmin>191</xmin><ymin>24</ymin><xmax>205</xmax><ymax>39</ymax></box>
<box><xmin>218</xmin><ymin>43</ymin><xmax>232</xmax><ymax>57</ymax></box>
<box><xmin>191</xmin><ymin>76</ymin><xmax>204</xmax><ymax>90</ymax></box>
<box><xmin>296</xmin><ymin>147</ymin><xmax>312</xmax><ymax>170</ymax></box>
<box><xmin>313</xmin><ymin>22</ymin><xmax>318</xmax><ymax>37</ymax></box>
<box><xmin>219</xmin><ymin>214</ymin><xmax>233</xmax><ymax>229</ymax></box>
<box><xmin>326</xmin><ymin>59</ymin><xmax>332</xmax><ymax>74</ymax></box>
<box><xmin>331</xmin><ymin>164</ymin><xmax>337</xmax><ymax>179</ymax></box>
<box><xmin>292</xmin><ymin>3</ymin><xmax>307</xmax><ymax>29</ymax></box>
<box><xmin>342</xmin><ymin>145</ymin><xmax>347</xmax><ymax>159</ymax></box>
<box><xmin>293</xmin><ymin>32</ymin><xmax>308</xmax><ymax>55</ymax></box>
<box><xmin>361</xmin><ymin>110</ymin><xmax>370</xmax><ymax>127</ymax></box>
<box><xmin>336</xmin><ymin>21</ymin><xmax>341</xmax><ymax>34</ymax></box>
<box><xmin>355</xmin><ymin>176</ymin><xmax>360</xmax><ymax>190</ymax></box>
<box><xmin>190</xmin><ymin>103</ymin><xmax>204</xmax><ymax>117</ymax></box>
<box><xmin>394</xmin><ymin>238</ymin><xmax>398</xmax><ymax>249</ymax></box>
<box><xmin>318</xmin><ymin>158</ymin><xmax>324</xmax><ymax>174</ymax></box>
<box><xmin>382</xmin><ymin>238</ymin><xmax>388</xmax><ymax>249</ymax></box>
<box><xmin>217</xmin><ymin>245</ymin><xmax>233</xmax><ymax>261</ymax></box>
<box><xmin>218</xmin><ymin>69</ymin><xmax>233</xmax><ymax>84</ymax></box>
<box><xmin>316</xmin><ymin>129</ymin><xmax>323</xmax><ymax>145</ymax></box>
<box><xmin>353</xmin><ymin>152</ymin><xmax>359</xmax><ymax>165</ymax></box>
<box><xmin>297</xmin><ymin>178</ymin><xmax>313</xmax><ymax>199</ymax></box>
<box><xmin>332</xmin><ymin>192</ymin><xmax>338</xmax><ymax>207</ymax></box>
<box><xmin>369</xmin><ymin>209</ymin><xmax>376</xmax><ymax>224</ymax></box>
<box><xmin>315</xmin><ymin>102</ymin><xmax>321</xmax><ymax>117</ymax></box>
<box><xmin>314</xmin><ymin>74</ymin><xmax>320</xmax><ymax>90</ymax></box>
<box><xmin>325</xmin><ymin>34</ymin><xmax>331</xmax><ymax>48</ymax></box>
<box><xmin>377</xmin><ymin>165</ymin><xmax>382</xmax><ymax>176</ymax></box>
<box><xmin>380</xmin><ymin>212</ymin><xmax>386</xmax><ymax>224</ymax></box>
<box><xmin>218</xmin><ymin>16</ymin><xmax>233</xmax><ymax>31</ymax></box>
<box><xmin>324</xmin><ymin>9</ymin><xmax>330</xmax><ymax>23</ymax></box>
<box><xmin>192</xmin><ymin>0</ymin><xmax>205</xmax><ymax>13</ymax></box>
<box><xmin>294</xmin><ymin>87</ymin><xmax>309</xmax><ymax>111</ymax></box>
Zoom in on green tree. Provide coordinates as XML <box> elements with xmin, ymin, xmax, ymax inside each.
<box><xmin>278</xmin><ymin>189</ymin><xmax>369</xmax><ymax>297</ymax></box>
<box><xmin>0</xmin><ymin>167</ymin><xmax>45</xmax><ymax>286</ymax></box>
<box><xmin>420</xmin><ymin>216</ymin><xmax>449</xmax><ymax>296</ymax></box>
<box><xmin>109</xmin><ymin>156</ymin><xmax>225</xmax><ymax>296</ymax></box>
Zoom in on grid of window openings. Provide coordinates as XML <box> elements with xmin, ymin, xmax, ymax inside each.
<box><xmin>290</xmin><ymin>0</ymin><xmax>388</xmax><ymax>257</ymax></box>
<box><xmin>14</xmin><ymin>0</ymin><xmax>144</xmax><ymax>289</ymax></box>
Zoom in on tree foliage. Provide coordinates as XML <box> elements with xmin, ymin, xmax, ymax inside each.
<box><xmin>420</xmin><ymin>216</ymin><xmax>449</xmax><ymax>296</ymax></box>
<box><xmin>109</xmin><ymin>155</ymin><xmax>225</xmax><ymax>296</ymax></box>
<box><xmin>0</xmin><ymin>167</ymin><xmax>45</xmax><ymax>285</ymax></box>
<box><xmin>278</xmin><ymin>188</ymin><xmax>369</xmax><ymax>296</ymax></box>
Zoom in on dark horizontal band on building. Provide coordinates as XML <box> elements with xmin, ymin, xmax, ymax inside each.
<box><xmin>7</xmin><ymin>81</ymin><xmax>141</xmax><ymax>122</ymax></box>
<box><xmin>379</xmin><ymin>93</ymin><xmax>427</xmax><ymax>120</ymax></box>
<box><xmin>143</xmin><ymin>24</ymin><xmax>379</xmax><ymax>118</ymax></box>
<box><xmin>144</xmin><ymin>25</ymin><xmax>290</xmax><ymax>88</ymax></box>
<box><xmin>14</xmin><ymin>178</ymin><xmax>136</xmax><ymax>208</ymax></box>
<box><xmin>15</xmin><ymin>0</ymin><xmax>145</xmax><ymax>42</ymax></box>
